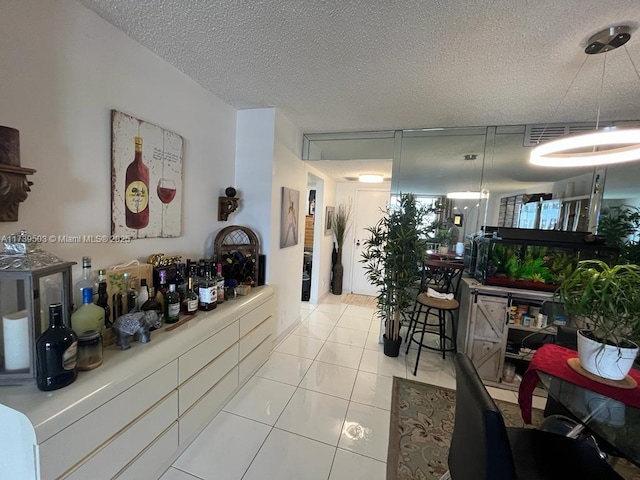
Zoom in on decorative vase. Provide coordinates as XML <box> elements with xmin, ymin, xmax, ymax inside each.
<box><xmin>332</xmin><ymin>247</ymin><xmax>344</xmax><ymax>295</ymax></box>
<box><xmin>332</xmin><ymin>261</ymin><xmax>344</xmax><ymax>295</ymax></box>
<box><xmin>577</xmin><ymin>329</ymin><xmax>639</xmax><ymax>380</ymax></box>
<box><xmin>383</xmin><ymin>334</ymin><xmax>402</xmax><ymax>357</ymax></box>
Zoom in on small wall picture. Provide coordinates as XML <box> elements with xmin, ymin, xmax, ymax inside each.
<box><xmin>453</xmin><ymin>214</ymin><xmax>463</xmax><ymax>227</ymax></box>
<box><xmin>111</xmin><ymin>110</ymin><xmax>184</xmax><ymax>239</ymax></box>
<box><xmin>325</xmin><ymin>206</ymin><xmax>335</xmax><ymax>236</ymax></box>
<box><xmin>280</xmin><ymin>186</ymin><xmax>300</xmax><ymax>248</ymax></box>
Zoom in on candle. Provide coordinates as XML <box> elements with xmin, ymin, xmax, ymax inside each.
<box><xmin>3</xmin><ymin>310</ymin><xmax>30</xmax><ymax>371</ymax></box>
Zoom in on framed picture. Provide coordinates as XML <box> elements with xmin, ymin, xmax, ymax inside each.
<box><xmin>453</xmin><ymin>214</ymin><xmax>463</xmax><ymax>227</ymax></box>
<box><xmin>280</xmin><ymin>186</ymin><xmax>300</xmax><ymax>248</ymax></box>
<box><xmin>325</xmin><ymin>206</ymin><xmax>335</xmax><ymax>236</ymax></box>
<box><xmin>111</xmin><ymin>110</ymin><xmax>184</xmax><ymax>239</ymax></box>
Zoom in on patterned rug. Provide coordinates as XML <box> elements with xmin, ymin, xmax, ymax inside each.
<box><xmin>387</xmin><ymin>376</ymin><xmax>640</xmax><ymax>480</ymax></box>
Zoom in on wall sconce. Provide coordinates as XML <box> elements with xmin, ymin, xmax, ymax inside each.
<box><xmin>0</xmin><ymin>126</ymin><xmax>36</xmax><ymax>222</ymax></box>
<box><xmin>218</xmin><ymin>186</ymin><xmax>239</xmax><ymax>221</ymax></box>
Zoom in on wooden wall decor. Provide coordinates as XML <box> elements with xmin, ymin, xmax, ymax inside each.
<box><xmin>0</xmin><ymin>126</ymin><xmax>36</xmax><ymax>222</ymax></box>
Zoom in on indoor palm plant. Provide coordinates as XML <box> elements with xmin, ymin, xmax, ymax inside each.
<box><xmin>330</xmin><ymin>202</ymin><xmax>352</xmax><ymax>295</ymax></box>
<box><xmin>361</xmin><ymin>193</ymin><xmax>430</xmax><ymax>356</ymax></box>
<box><xmin>556</xmin><ymin>259</ymin><xmax>640</xmax><ymax>380</ymax></box>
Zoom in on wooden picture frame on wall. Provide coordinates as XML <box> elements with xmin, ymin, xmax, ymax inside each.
<box><xmin>111</xmin><ymin>109</ymin><xmax>184</xmax><ymax>239</ymax></box>
<box><xmin>325</xmin><ymin>206</ymin><xmax>335</xmax><ymax>236</ymax></box>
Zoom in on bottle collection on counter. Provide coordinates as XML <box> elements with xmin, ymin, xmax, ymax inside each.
<box><xmin>33</xmin><ymin>254</ymin><xmax>250</xmax><ymax>392</ymax></box>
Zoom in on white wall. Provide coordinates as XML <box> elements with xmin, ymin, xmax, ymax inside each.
<box><xmin>0</xmin><ymin>1</ymin><xmax>237</xmax><ymax>280</ymax></box>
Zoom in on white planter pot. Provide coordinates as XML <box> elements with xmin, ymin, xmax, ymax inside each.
<box><xmin>577</xmin><ymin>329</ymin><xmax>639</xmax><ymax>381</ymax></box>
<box><xmin>439</xmin><ymin>245</ymin><xmax>449</xmax><ymax>254</ymax></box>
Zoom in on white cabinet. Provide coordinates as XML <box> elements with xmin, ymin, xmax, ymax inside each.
<box><xmin>0</xmin><ymin>286</ymin><xmax>275</xmax><ymax>480</ymax></box>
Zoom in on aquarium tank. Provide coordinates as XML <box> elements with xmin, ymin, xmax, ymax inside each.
<box><xmin>474</xmin><ymin>228</ymin><xmax>619</xmax><ymax>292</ymax></box>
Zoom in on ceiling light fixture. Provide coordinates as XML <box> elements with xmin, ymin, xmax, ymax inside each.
<box><xmin>530</xmin><ymin>26</ymin><xmax>640</xmax><ymax>168</ymax></box>
<box><xmin>446</xmin><ymin>191</ymin><xmax>487</xmax><ymax>199</ymax></box>
<box><xmin>359</xmin><ymin>174</ymin><xmax>384</xmax><ymax>183</ymax></box>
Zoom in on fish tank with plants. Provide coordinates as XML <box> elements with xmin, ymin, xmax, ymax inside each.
<box><xmin>474</xmin><ymin>228</ymin><xmax>619</xmax><ymax>292</ymax></box>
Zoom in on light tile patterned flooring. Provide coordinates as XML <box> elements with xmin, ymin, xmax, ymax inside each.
<box><xmin>160</xmin><ymin>294</ymin><xmax>547</xmax><ymax>480</ymax></box>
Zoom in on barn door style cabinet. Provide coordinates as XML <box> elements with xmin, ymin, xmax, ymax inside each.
<box><xmin>457</xmin><ymin>277</ymin><xmax>557</xmax><ymax>392</ymax></box>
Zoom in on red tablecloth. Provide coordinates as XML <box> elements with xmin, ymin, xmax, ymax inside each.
<box><xmin>518</xmin><ymin>343</ymin><xmax>640</xmax><ymax>424</ymax></box>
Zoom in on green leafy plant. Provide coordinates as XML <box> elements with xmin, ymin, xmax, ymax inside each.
<box><xmin>598</xmin><ymin>205</ymin><xmax>640</xmax><ymax>264</ymax></box>
<box><xmin>360</xmin><ymin>193</ymin><xmax>432</xmax><ymax>343</ymax></box>
<box><xmin>330</xmin><ymin>202</ymin><xmax>352</xmax><ymax>255</ymax></box>
<box><xmin>556</xmin><ymin>259</ymin><xmax>640</xmax><ymax>348</ymax></box>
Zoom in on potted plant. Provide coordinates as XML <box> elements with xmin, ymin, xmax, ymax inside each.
<box><xmin>556</xmin><ymin>259</ymin><xmax>640</xmax><ymax>380</ymax></box>
<box><xmin>434</xmin><ymin>228</ymin><xmax>453</xmax><ymax>254</ymax></box>
<box><xmin>598</xmin><ymin>205</ymin><xmax>640</xmax><ymax>264</ymax></box>
<box><xmin>361</xmin><ymin>193</ymin><xmax>430</xmax><ymax>356</ymax></box>
<box><xmin>330</xmin><ymin>202</ymin><xmax>352</xmax><ymax>295</ymax></box>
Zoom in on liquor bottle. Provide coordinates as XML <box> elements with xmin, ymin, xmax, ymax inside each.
<box><xmin>164</xmin><ymin>284</ymin><xmax>181</xmax><ymax>324</ymax></box>
<box><xmin>215</xmin><ymin>262</ymin><xmax>225</xmax><ymax>304</ymax></box>
<box><xmin>140</xmin><ymin>285</ymin><xmax>163</xmax><ymax>328</ymax></box>
<box><xmin>74</xmin><ymin>256</ymin><xmax>94</xmax><ymax>312</ymax></box>
<box><xmin>172</xmin><ymin>263</ymin><xmax>185</xmax><ymax>303</ymax></box>
<box><xmin>198</xmin><ymin>262</ymin><xmax>217</xmax><ymax>311</ymax></box>
<box><xmin>182</xmin><ymin>276</ymin><xmax>199</xmax><ymax>315</ymax></box>
<box><xmin>124</xmin><ymin>136</ymin><xmax>149</xmax><ymax>229</ymax></box>
<box><xmin>124</xmin><ymin>273</ymin><xmax>138</xmax><ymax>313</ymax></box>
<box><xmin>155</xmin><ymin>269</ymin><xmax>168</xmax><ymax>321</ymax></box>
<box><xmin>36</xmin><ymin>303</ymin><xmax>78</xmax><ymax>391</ymax></box>
<box><xmin>137</xmin><ymin>278</ymin><xmax>150</xmax><ymax>309</ymax></box>
<box><xmin>95</xmin><ymin>279</ymin><xmax>111</xmax><ymax>328</ymax></box>
<box><xmin>71</xmin><ymin>287</ymin><xmax>106</xmax><ymax>335</ymax></box>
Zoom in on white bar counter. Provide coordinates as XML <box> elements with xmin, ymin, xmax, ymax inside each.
<box><xmin>0</xmin><ymin>285</ymin><xmax>276</xmax><ymax>480</ymax></box>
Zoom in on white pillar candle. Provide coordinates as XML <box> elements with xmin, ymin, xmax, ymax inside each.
<box><xmin>3</xmin><ymin>310</ymin><xmax>30</xmax><ymax>371</ymax></box>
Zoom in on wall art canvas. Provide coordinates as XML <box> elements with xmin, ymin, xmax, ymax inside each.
<box><xmin>325</xmin><ymin>206</ymin><xmax>335</xmax><ymax>235</ymax></box>
<box><xmin>280</xmin><ymin>186</ymin><xmax>300</xmax><ymax>248</ymax></box>
<box><xmin>111</xmin><ymin>110</ymin><xmax>184</xmax><ymax>239</ymax></box>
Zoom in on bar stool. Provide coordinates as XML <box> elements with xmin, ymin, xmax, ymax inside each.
<box><xmin>406</xmin><ymin>259</ymin><xmax>464</xmax><ymax>375</ymax></box>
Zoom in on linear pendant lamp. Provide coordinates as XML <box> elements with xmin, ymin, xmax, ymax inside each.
<box><xmin>530</xmin><ymin>26</ymin><xmax>640</xmax><ymax>168</ymax></box>
<box><xmin>359</xmin><ymin>173</ymin><xmax>384</xmax><ymax>183</ymax></box>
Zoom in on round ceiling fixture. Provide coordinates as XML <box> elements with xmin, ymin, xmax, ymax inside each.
<box><xmin>359</xmin><ymin>174</ymin><xmax>384</xmax><ymax>183</ymax></box>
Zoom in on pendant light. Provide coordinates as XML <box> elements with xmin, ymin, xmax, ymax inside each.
<box><xmin>530</xmin><ymin>26</ymin><xmax>640</xmax><ymax>168</ymax></box>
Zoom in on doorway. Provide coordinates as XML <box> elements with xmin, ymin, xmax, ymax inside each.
<box><xmin>350</xmin><ymin>189</ymin><xmax>390</xmax><ymax>296</ymax></box>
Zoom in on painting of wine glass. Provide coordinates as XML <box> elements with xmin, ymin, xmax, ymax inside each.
<box><xmin>111</xmin><ymin>110</ymin><xmax>184</xmax><ymax>239</ymax></box>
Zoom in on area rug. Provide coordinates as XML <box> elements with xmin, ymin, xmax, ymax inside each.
<box><xmin>387</xmin><ymin>376</ymin><xmax>640</xmax><ymax>480</ymax></box>
<box><xmin>341</xmin><ymin>293</ymin><xmax>377</xmax><ymax>308</ymax></box>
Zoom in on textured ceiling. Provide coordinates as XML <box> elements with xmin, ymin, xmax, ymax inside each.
<box><xmin>78</xmin><ymin>0</ymin><xmax>640</xmax><ymax>133</ymax></box>
<box><xmin>78</xmin><ymin>0</ymin><xmax>640</xmax><ymax>192</ymax></box>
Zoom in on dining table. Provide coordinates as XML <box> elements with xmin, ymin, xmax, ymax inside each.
<box><xmin>518</xmin><ymin>343</ymin><xmax>640</xmax><ymax>468</ymax></box>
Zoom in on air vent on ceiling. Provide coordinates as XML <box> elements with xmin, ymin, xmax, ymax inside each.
<box><xmin>524</xmin><ymin>122</ymin><xmax>613</xmax><ymax>147</ymax></box>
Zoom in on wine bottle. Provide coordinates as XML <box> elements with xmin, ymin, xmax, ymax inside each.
<box><xmin>164</xmin><ymin>284</ymin><xmax>181</xmax><ymax>324</ymax></box>
<box><xmin>74</xmin><ymin>256</ymin><xmax>94</xmax><ymax>312</ymax></box>
<box><xmin>155</xmin><ymin>269</ymin><xmax>168</xmax><ymax>322</ymax></box>
<box><xmin>95</xmin><ymin>280</ymin><xmax>111</xmax><ymax>328</ymax></box>
<box><xmin>215</xmin><ymin>262</ymin><xmax>225</xmax><ymax>304</ymax></box>
<box><xmin>71</xmin><ymin>287</ymin><xmax>105</xmax><ymax>335</ymax></box>
<box><xmin>198</xmin><ymin>262</ymin><xmax>217</xmax><ymax>311</ymax></box>
<box><xmin>36</xmin><ymin>303</ymin><xmax>78</xmax><ymax>391</ymax></box>
<box><xmin>124</xmin><ymin>136</ymin><xmax>149</xmax><ymax>229</ymax></box>
<box><xmin>182</xmin><ymin>276</ymin><xmax>198</xmax><ymax>315</ymax></box>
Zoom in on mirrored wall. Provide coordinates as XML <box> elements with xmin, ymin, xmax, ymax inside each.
<box><xmin>303</xmin><ymin>122</ymin><xmax>640</xmax><ymax>236</ymax></box>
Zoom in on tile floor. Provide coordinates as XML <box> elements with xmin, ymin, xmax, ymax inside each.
<box><xmin>160</xmin><ymin>295</ymin><xmax>547</xmax><ymax>480</ymax></box>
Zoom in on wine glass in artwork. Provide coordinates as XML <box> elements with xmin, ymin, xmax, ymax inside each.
<box><xmin>157</xmin><ymin>178</ymin><xmax>176</xmax><ymax>236</ymax></box>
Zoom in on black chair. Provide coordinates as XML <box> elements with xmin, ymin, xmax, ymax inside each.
<box><xmin>447</xmin><ymin>352</ymin><xmax>623</xmax><ymax>479</ymax></box>
<box><xmin>406</xmin><ymin>259</ymin><xmax>463</xmax><ymax>374</ymax></box>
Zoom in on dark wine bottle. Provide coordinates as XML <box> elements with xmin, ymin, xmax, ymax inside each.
<box><xmin>124</xmin><ymin>136</ymin><xmax>149</xmax><ymax>229</ymax></box>
<box><xmin>36</xmin><ymin>303</ymin><xmax>78</xmax><ymax>391</ymax></box>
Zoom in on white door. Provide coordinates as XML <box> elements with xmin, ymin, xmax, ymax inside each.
<box><xmin>351</xmin><ymin>189</ymin><xmax>390</xmax><ymax>296</ymax></box>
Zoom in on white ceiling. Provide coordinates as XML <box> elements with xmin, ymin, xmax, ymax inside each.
<box><xmin>79</xmin><ymin>0</ymin><xmax>640</xmax><ymax>192</ymax></box>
